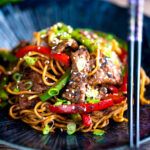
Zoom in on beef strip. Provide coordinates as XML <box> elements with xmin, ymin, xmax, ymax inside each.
<box><xmin>62</xmin><ymin>46</ymin><xmax>90</xmax><ymax>104</ymax></box>
<box><xmin>52</xmin><ymin>38</ymin><xmax>78</xmax><ymax>53</ymax></box>
<box><xmin>17</xmin><ymin>69</ymin><xmax>49</xmax><ymax>109</ymax></box>
<box><xmin>88</xmin><ymin>57</ymin><xmax>122</xmax><ymax>85</ymax></box>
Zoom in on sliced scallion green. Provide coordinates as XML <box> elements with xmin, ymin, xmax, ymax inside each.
<box><xmin>40</xmin><ymin>68</ymin><xmax>71</xmax><ymax>101</ymax></box>
<box><xmin>24</xmin><ymin>56</ymin><xmax>37</xmax><ymax>66</ymax></box>
<box><xmin>67</xmin><ymin>122</ymin><xmax>76</xmax><ymax>135</ymax></box>
<box><xmin>43</xmin><ymin>125</ymin><xmax>50</xmax><ymax>135</ymax></box>
<box><xmin>13</xmin><ymin>72</ymin><xmax>21</xmax><ymax>82</ymax></box>
<box><xmin>93</xmin><ymin>130</ymin><xmax>104</xmax><ymax>136</ymax></box>
<box><xmin>13</xmin><ymin>87</ymin><xmax>19</xmax><ymax>92</ymax></box>
<box><xmin>25</xmin><ymin>81</ymin><xmax>33</xmax><ymax>90</ymax></box>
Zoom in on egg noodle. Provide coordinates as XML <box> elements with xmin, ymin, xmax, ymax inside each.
<box><xmin>0</xmin><ymin>25</ymin><xmax>150</xmax><ymax>134</ymax></box>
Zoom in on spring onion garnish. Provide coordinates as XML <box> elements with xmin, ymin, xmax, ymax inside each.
<box><xmin>54</xmin><ymin>98</ymin><xmax>71</xmax><ymax>105</ymax></box>
<box><xmin>13</xmin><ymin>87</ymin><xmax>19</xmax><ymax>92</ymax></box>
<box><xmin>71</xmin><ymin>29</ymin><xmax>98</xmax><ymax>52</ymax></box>
<box><xmin>24</xmin><ymin>56</ymin><xmax>37</xmax><ymax>66</ymax></box>
<box><xmin>13</xmin><ymin>72</ymin><xmax>21</xmax><ymax>82</ymax></box>
<box><xmin>93</xmin><ymin>130</ymin><xmax>104</xmax><ymax>136</ymax></box>
<box><xmin>40</xmin><ymin>29</ymin><xmax>47</xmax><ymax>36</ymax></box>
<box><xmin>86</xmin><ymin>98</ymin><xmax>100</xmax><ymax>104</ymax></box>
<box><xmin>0</xmin><ymin>89</ymin><xmax>9</xmax><ymax>100</ymax></box>
<box><xmin>25</xmin><ymin>81</ymin><xmax>33</xmax><ymax>90</ymax></box>
<box><xmin>122</xmin><ymin>66</ymin><xmax>126</xmax><ymax>77</ymax></box>
<box><xmin>0</xmin><ymin>51</ymin><xmax>17</xmax><ymax>62</ymax></box>
<box><xmin>71</xmin><ymin>114</ymin><xmax>82</xmax><ymax>122</ymax></box>
<box><xmin>43</xmin><ymin>125</ymin><xmax>50</xmax><ymax>135</ymax></box>
<box><xmin>54</xmin><ymin>101</ymin><xmax>63</xmax><ymax>106</ymax></box>
<box><xmin>67</xmin><ymin>122</ymin><xmax>76</xmax><ymax>135</ymax></box>
<box><xmin>40</xmin><ymin>68</ymin><xmax>71</xmax><ymax>101</ymax></box>
<box><xmin>60</xmin><ymin>32</ymin><xmax>71</xmax><ymax>40</ymax></box>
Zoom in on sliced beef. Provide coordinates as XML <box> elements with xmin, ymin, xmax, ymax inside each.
<box><xmin>62</xmin><ymin>46</ymin><xmax>90</xmax><ymax>104</ymax></box>
<box><xmin>19</xmin><ymin>95</ymin><xmax>38</xmax><ymax>109</ymax></box>
<box><xmin>17</xmin><ymin>69</ymin><xmax>49</xmax><ymax>109</ymax></box>
<box><xmin>88</xmin><ymin>57</ymin><xmax>122</xmax><ymax>85</ymax></box>
<box><xmin>52</xmin><ymin>38</ymin><xmax>78</xmax><ymax>53</ymax></box>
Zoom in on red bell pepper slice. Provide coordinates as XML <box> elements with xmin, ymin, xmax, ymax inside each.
<box><xmin>81</xmin><ymin>114</ymin><xmax>92</xmax><ymax>127</ymax></box>
<box><xmin>120</xmin><ymin>70</ymin><xmax>127</xmax><ymax>93</ymax></box>
<box><xmin>119</xmin><ymin>48</ymin><xmax>127</xmax><ymax>65</ymax></box>
<box><xmin>102</xmin><ymin>94</ymin><xmax>126</xmax><ymax>104</ymax></box>
<box><xmin>107</xmin><ymin>85</ymin><xmax>118</xmax><ymax>94</ymax></box>
<box><xmin>16</xmin><ymin>45</ymin><xmax>70</xmax><ymax>67</ymax></box>
<box><xmin>49</xmin><ymin>99</ymin><xmax>114</xmax><ymax>114</ymax></box>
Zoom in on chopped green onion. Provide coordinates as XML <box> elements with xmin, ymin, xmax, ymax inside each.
<box><xmin>0</xmin><ymin>89</ymin><xmax>9</xmax><ymax>100</ymax></box>
<box><xmin>13</xmin><ymin>72</ymin><xmax>21</xmax><ymax>82</ymax></box>
<box><xmin>40</xmin><ymin>29</ymin><xmax>47</xmax><ymax>36</ymax></box>
<box><xmin>54</xmin><ymin>101</ymin><xmax>63</xmax><ymax>106</ymax></box>
<box><xmin>13</xmin><ymin>87</ymin><xmax>19</xmax><ymax>92</ymax></box>
<box><xmin>43</xmin><ymin>125</ymin><xmax>50</xmax><ymax>135</ymax></box>
<box><xmin>24</xmin><ymin>81</ymin><xmax>33</xmax><ymax>90</ymax></box>
<box><xmin>60</xmin><ymin>33</ymin><xmax>71</xmax><ymax>40</ymax></box>
<box><xmin>40</xmin><ymin>68</ymin><xmax>71</xmax><ymax>101</ymax></box>
<box><xmin>64</xmin><ymin>101</ymin><xmax>71</xmax><ymax>105</ymax></box>
<box><xmin>0</xmin><ymin>50</ymin><xmax>17</xmax><ymax>62</ymax></box>
<box><xmin>71</xmin><ymin>114</ymin><xmax>82</xmax><ymax>122</ymax></box>
<box><xmin>87</xmin><ymin>99</ymin><xmax>100</xmax><ymax>103</ymax></box>
<box><xmin>57</xmin><ymin>98</ymin><xmax>67</xmax><ymax>103</ymax></box>
<box><xmin>48</xmin><ymin>88</ymin><xmax>59</xmax><ymax>97</ymax></box>
<box><xmin>93</xmin><ymin>130</ymin><xmax>104</xmax><ymax>136</ymax></box>
<box><xmin>54</xmin><ymin>98</ymin><xmax>71</xmax><ymax>105</ymax></box>
<box><xmin>122</xmin><ymin>66</ymin><xmax>126</xmax><ymax>77</ymax></box>
<box><xmin>71</xmin><ymin>30</ymin><xmax>98</xmax><ymax>52</ymax></box>
<box><xmin>24</xmin><ymin>56</ymin><xmax>37</xmax><ymax>66</ymax></box>
<box><xmin>67</xmin><ymin>122</ymin><xmax>76</xmax><ymax>135</ymax></box>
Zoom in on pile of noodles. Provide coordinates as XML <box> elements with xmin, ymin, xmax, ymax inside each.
<box><xmin>0</xmin><ymin>29</ymin><xmax>150</xmax><ymax>133</ymax></box>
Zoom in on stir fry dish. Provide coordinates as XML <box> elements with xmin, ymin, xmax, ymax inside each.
<box><xmin>0</xmin><ymin>22</ymin><xmax>150</xmax><ymax>135</ymax></box>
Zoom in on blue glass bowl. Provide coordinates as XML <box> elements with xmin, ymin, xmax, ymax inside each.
<box><xmin>0</xmin><ymin>0</ymin><xmax>150</xmax><ymax>149</ymax></box>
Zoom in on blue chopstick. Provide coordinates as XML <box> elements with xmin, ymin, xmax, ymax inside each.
<box><xmin>128</xmin><ymin>0</ymin><xmax>136</xmax><ymax>148</ymax></box>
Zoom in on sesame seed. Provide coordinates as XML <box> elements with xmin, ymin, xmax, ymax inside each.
<box><xmin>66</xmin><ymin>89</ymin><xmax>69</xmax><ymax>92</ymax></box>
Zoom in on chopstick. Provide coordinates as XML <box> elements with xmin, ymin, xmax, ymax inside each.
<box><xmin>128</xmin><ymin>0</ymin><xmax>136</xmax><ymax>148</ymax></box>
<box><xmin>134</xmin><ymin>0</ymin><xmax>144</xmax><ymax>148</ymax></box>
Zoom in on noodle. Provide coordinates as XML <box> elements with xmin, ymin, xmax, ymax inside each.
<box><xmin>4</xmin><ymin>25</ymin><xmax>150</xmax><ymax>135</ymax></box>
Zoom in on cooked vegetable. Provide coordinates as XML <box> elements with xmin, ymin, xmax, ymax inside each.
<box><xmin>71</xmin><ymin>29</ymin><xmax>98</xmax><ymax>52</ymax></box>
<box><xmin>0</xmin><ymin>50</ymin><xmax>17</xmax><ymax>62</ymax></box>
<box><xmin>13</xmin><ymin>87</ymin><xmax>19</xmax><ymax>92</ymax></box>
<box><xmin>25</xmin><ymin>81</ymin><xmax>33</xmax><ymax>90</ymax></box>
<box><xmin>43</xmin><ymin>125</ymin><xmax>50</xmax><ymax>135</ymax></box>
<box><xmin>107</xmin><ymin>85</ymin><xmax>118</xmax><ymax>94</ymax></box>
<box><xmin>0</xmin><ymin>89</ymin><xmax>9</xmax><ymax>100</ymax></box>
<box><xmin>16</xmin><ymin>45</ymin><xmax>70</xmax><ymax>67</ymax></box>
<box><xmin>67</xmin><ymin>122</ymin><xmax>76</xmax><ymax>135</ymax></box>
<box><xmin>81</xmin><ymin>114</ymin><xmax>92</xmax><ymax>127</ymax></box>
<box><xmin>13</xmin><ymin>72</ymin><xmax>21</xmax><ymax>82</ymax></box>
<box><xmin>24</xmin><ymin>56</ymin><xmax>37</xmax><ymax>66</ymax></box>
<box><xmin>49</xmin><ymin>99</ymin><xmax>114</xmax><ymax>114</ymax></box>
<box><xmin>40</xmin><ymin>68</ymin><xmax>71</xmax><ymax>101</ymax></box>
<box><xmin>93</xmin><ymin>130</ymin><xmax>105</xmax><ymax>136</ymax></box>
<box><xmin>71</xmin><ymin>113</ymin><xmax>82</xmax><ymax>122</ymax></box>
